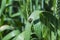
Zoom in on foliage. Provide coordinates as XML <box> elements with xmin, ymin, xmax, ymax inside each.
<box><xmin>0</xmin><ymin>0</ymin><xmax>60</xmax><ymax>40</ymax></box>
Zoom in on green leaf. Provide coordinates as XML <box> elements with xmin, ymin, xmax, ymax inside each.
<box><xmin>9</xmin><ymin>0</ymin><xmax>13</xmax><ymax>17</ymax></box>
<box><xmin>33</xmin><ymin>22</ymin><xmax>42</xmax><ymax>39</ymax></box>
<box><xmin>0</xmin><ymin>0</ymin><xmax>6</xmax><ymax>16</ymax></box>
<box><xmin>51</xmin><ymin>31</ymin><xmax>56</xmax><ymax>40</ymax></box>
<box><xmin>0</xmin><ymin>25</ymin><xmax>14</xmax><ymax>32</ymax></box>
<box><xmin>58</xmin><ymin>29</ymin><xmax>60</xmax><ymax>36</ymax></box>
<box><xmin>11</xmin><ymin>12</ymin><xmax>20</xmax><ymax>17</ymax></box>
<box><xmin>12</xmin><ymin>32</ymin><xmax>25</xmax><ymax>40</ymax></box>
<box><xmin>24</xmin><ymin>22</ymin><xmax>33</xmax><ymax>40</ymax></box>
<box><xmin>2</xmin><ymin>30</ymin><xmax>20</xmax><ymax>40</ymax></box>
<box><xmin>28</xmin><ymin>10</ymin><xmax>43</xmax><ymax>21</ymax></box>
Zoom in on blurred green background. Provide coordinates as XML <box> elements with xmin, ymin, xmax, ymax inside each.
<box><xmin>0</xmin><ymin>0</ymin><xmax>60</xmax><ymax>40</ymax></box>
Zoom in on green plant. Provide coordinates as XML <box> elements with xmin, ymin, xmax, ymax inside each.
<box><xmin>0</xmin><ymin>0</ymin><xmax>60</xmax><ymax>40</ymax></box>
